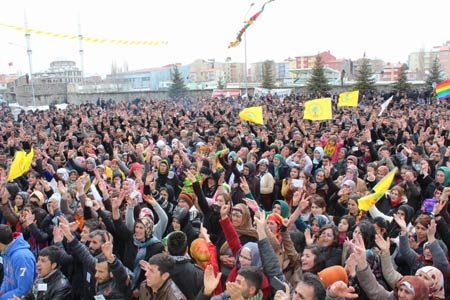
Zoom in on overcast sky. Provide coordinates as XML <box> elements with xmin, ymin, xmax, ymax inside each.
<box><xmin>0</xmin><ymin>0</ymin><xmax>448</xmax><ymax>77</ymax></box>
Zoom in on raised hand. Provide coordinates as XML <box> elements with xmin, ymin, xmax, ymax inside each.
<box><xmin>274</xmin><ymin>283</ymin><xmax>290</xmax><ymax>300</ymax></box>
<box><xmin>220</xmin><ymin>203</ymin><xmax>230</xmax><ymax>219</ymax></box>
<box><xmin>329</xmin><ymin>281</ymin><xmax>358</xmax><ymax>299</ymax></box>
<box><xmin>101</xmin><ymin>233</ymin><xmax>115</xmax><ymax>262</ymax></box>
<box><xmin>304</xmin><ymin>228</ymin><xmax>314</xmax><ymax>246</ymax></box>
<box><xmin>374</xmin><ymin>233</ymin><xmax>390</xmax><ymax>255</ymax></box>
<box><xmin>393</xmin><ymin>213</ymin><xmax>407</xmax><ymax>234</ymax></box>
<box><xmin>203</xmin><ymin>264</ymin><xmax>222</xmax><ymax>295</ymax></box>
<box><xmin>427</xmin><ymin>219</ymin><xmax>437</xmax><ymax>243</ymax></box>
<box><xmin>143</xmin><ymin>194</ymin><xmax>156</xmax><ymax>207</ymax></box>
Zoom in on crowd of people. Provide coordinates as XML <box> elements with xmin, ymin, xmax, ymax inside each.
<box><xmin>0</xmin><ymin>90</ymin><xmax>449</xmax><ymax>300</ymax></box>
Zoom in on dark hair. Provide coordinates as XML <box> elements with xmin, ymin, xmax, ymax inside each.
<box><xmin>166</xmin><ymin>231</ymin><xmax>187</xmax><ymax>256</ymax></box>
<box><xmin>318</xmin><ymin>224</ymin><xmax>339</xmax><ymax>247</ymax></box>
<box><xmin>357</xmin><ymin>220</ymin><xmax>376</xmax><ymax>249</ymax></box>
<box><xmin>83</xmin><ymin>219</ymin><xmax>102</xmax><ymax>232</ymax></box>
<box><xmin>340</xmin><ymin>215</ymin><xmax>356</xmax><ymax>235</ymax></box>
<box><xmin>0</xmin><ymin>224</ymin><xmax>12</xmax><ymax>245</ymax></box>
<box><xmin>148</xmin><ymin>253</ymin><xmax>175</xmax><ymax>275</ymax></box>
<box><xmin>302</xmin><ymin>244</ymin><xmax>326</xmax><ymax>274</ymax></box>
<box><xmin>298</xmin><ymin>272</ymin><xmax>326</xmax><ymax>300</ymax></box>
<box><xmin>39</xmin><ymin>245</ymin><xmax>62</xmax><ymax>267</ymax></box>
<box><xmin>237</xmin><ymin>266</ymin><xmax>263</xmax><ymax>292</ymax></box>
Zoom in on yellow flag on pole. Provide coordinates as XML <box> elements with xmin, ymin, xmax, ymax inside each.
<box><xmin>358</xmin><ymin>167</ymin><xmax>397</xmax><ymax>211</ymax></box>
<box><xmin>239</xmin><ymin>106</ymin><xmax>264</xmax><ymax>125</ymax></box>
<box><xmin>7</xmin><ymin>148</ymin><xmax>34</xmax><ymax>180</ymax></box>
<box><xmin>338</xmin><ymin>90</ymin><xmax>359</xmax><ymax>107</ymax></box>
<box><xmin>303</xmin><ymin>98</ymin><xmax>332</xmax><ymax>120</ymax></box>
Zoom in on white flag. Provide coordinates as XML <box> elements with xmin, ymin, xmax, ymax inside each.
<box><xmin>378</xmin><ymin>96</ymin><xmax>393</xmax><ymax>116</ymax></box>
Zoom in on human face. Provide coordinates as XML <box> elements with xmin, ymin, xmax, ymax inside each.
<box><xmin>397</xmin><ymin>284</ymin><xmax>415</xmax><ymax>300</ymax></box>
<box><xmin>172</xmin><ymin>219</ymin><xmax>181</xmax><ymax>231</ymax></box>
<box><xmin>390</xmin><ymin>190</ymin><xmax>400</xmax><ymax>202</ymax></box>
<box><xmin>135</xmin><ymin>222</ymin><xmax>147</xmax><ymax>241</ymax></box>
<box><xmin>177</xmin><ymin>199</ymin><xmax>190</xmax><ymax>209</ymax></box>
<box><xmin>436</xmin><ymin>170</ymin><xmax>445</xmax><ymax>184</ymax></box>
<box><xmin>293</xmin><ymin>282</ymin><xmax>315</xmax><ymax>300</ymax></box>
<box><xmin>352</xmin><ymin>226</ymin><xmax>361</xmax><ymax>239</ymax></box>
<box><xmin>14</xmin><ymin>195</ymin><xmax>24</xmax><ymax>207</ymax></box>
<box><xmin>272</xmin><ymin>204</ymin><xmax>282</xmax><ymax>215</ymax></box>
<box><xmin>273</xmin><ymin>157</ymin><xmax>280</xmax><ymax>166</ymax></box>
<box><xmin>235</xmin><ymin>274</ymin><xmax>253</xmax><ymax>298</ymax></box>
<box><xmin>414</xmin><ymin>223</ymin><xmax>427</xmax><ymax>240</ymax></box>
<box><xmin>159</xmin><ymin>163</ymin><xmax>168</xmax><ymax>173</ymax></box>
<box><xmin>89</xmin><ymin>235</ymin><xmax>103</xmax><ymax>254</ymax></box>
<box><xmin>310</xmin><ymin>220</ymin><xmax>321</xmax><ymax>236</ymax></box>
<box><xmin>80</xmin><ymin>226</ymin><xmax>91</xmax><ymax>243</ymax></box>
<box><xmin>416</xmin><ymin>270</ymin><xmax>434</xmax><ymax>288</ymax></box>
<box><xmin>145</xmin><ymin>265</ymin><xmax>167</xmax><ymax>290</ymax></box>
<box><xmin>310</xmin><ymin>203</ymin><xmax>323</xmax><ymax>216</ymax></box>
<box><xmin>239</xmin><ymin>248</ymin><xmax>252</xmax><ymax>268</ymax></box>
<box><xmin>317</xmin><ymin>228</ymin><xmax>334</xmax><ymax>247</ymax></box>
<box><xmin>37</xmin><ymin>255</ymin><xmax>56</xmax><ymax>277</ymax></box>
<box><xmin>231</xmin><ymin>208</ymin><xmax>244</xmax><ymax>227</ymax></box>
<box><xmin>423</xmin><ymin>247</ymin><xmax>432</xmax><ymax>261</ymax></box>
<box><xmin>338</xmin><ymin>219</ymin><xmax>349</xmax><ymax>233</ymax></box>
<box><xmin>95</xmin><ymin>262</ymin><xmax>111</xmax><ymax>284</ymax></box>
<box><xmin>267</xmin><ymin>220</ymin><xmax>280</xmax><ymax>234</ymax></box>
<box><xmin>347</xmin><ymin>199</ymin><xmax>359</xmax><ymax>215</ymax></box>
<box><xmin>315</xmin><ymin>171</ymin><xmax>325</xmax><ymax>183</ymax></box>
<box><xmin>290</xmin><ymin>168</ymin><xmax>299</xmax><ymax>179</ymax></box>
<box><xmin>301</xmin><ymin>249</ymin><xmax>316</xmax><ymax>272</ymax></box>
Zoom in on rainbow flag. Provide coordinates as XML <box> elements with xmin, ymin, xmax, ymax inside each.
<box><xmin>436</xmin><ymin>79</ymin><xmax>450</xmax><ymax>100</ymax></box>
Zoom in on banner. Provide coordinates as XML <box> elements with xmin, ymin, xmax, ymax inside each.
<box><xmin>211</xmin><ymin>89</ymin><xmax>241</xmax><ymax>98</ymax></box>
<box><xmin>0</xmin><ymin>22</ymin><xmax>168</xmax><ymax>46</ymax></box>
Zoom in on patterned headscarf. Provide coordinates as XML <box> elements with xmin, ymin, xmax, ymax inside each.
<box><xmin>416</xmin><ymin>266</ymin><xmax>445</xmax><ymax>299</ymax></box>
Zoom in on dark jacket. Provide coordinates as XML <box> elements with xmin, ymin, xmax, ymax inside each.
<box><xmin>95</xmin><ymin>258</ymin><xmax>132</xmax><ymax>300</ymax></box>
<box><xmin>139</xmin><ymin>278</ymin><xmax>186</xmax><ymax>300</ymax></box>
<box><xmin>170</xmin><ymin>256</ymin><xmax>204</xmax><ymax>300</ymax></box>
<box><xmin>24</xmin><ymin>269</ymin><xmax>72</xmax><ymax>300</ymax></box>
<box><xmin>112</xmin><ymin>216</ymin><xmax>164</xmax><ymax>290</ymax></box>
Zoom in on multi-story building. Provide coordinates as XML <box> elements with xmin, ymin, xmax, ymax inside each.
<box><xmin>408</xmin><ymin>42</ymin><xmax>450</xmax><ymax>80</ymax></box>
<box><xmin>34</xmin><ymin>60</ymin><xmax>83</xmax><ymax>84</ymax></box>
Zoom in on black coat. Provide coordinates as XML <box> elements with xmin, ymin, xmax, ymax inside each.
<box><xmin>24</xmin><ymin>269</ymin><xmax>72</xmax><ymax>300</ymax></box>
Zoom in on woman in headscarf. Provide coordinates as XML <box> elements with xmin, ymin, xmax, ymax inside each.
<box><xmin>155</xmin><ymin>158</ymin><xmax>180</xmax><ymax>197</ymax></box>
<box><xmin>218</xmin><ymin>203</ymin><xmax>270</xmax><ymax>299</ymax></box>
<box><xmin>109</xmin><ymin>195</ymin><xmax>164</xmax><ymax>299</ymax></box>
<box><xmin>218</xmin><ymin>203</ymin><xmax>258</xmax><ymax>288</ymax></box>
<box><xmin>312</xmin><ymin>146</ymin><xmax>324</xmax><ymax>175</ymax></box>
<box><xmin>270</xmin><ymin>153</ymin><xmax>290</xmax><ymax>200</ymax></box>
<box><xmin>376</xmin><ymin>232</ymin><xmax>446</xmax><ymax>299</ymax></box>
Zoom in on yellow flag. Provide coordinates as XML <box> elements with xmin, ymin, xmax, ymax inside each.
<box><xmin>8</xmin><ymin>148</ymin><xmax>34</xmax><ymax>181</ymax></box>
<box><xmin>338</xmin><ymin>90</ymin><xmax>359</xmax><ymax>107</ymax></box>
<box><xmin>358</xmin><ymin>167</ymin><xmax>397</xmax><ymax>211</ymax></box>
<box><xmin>303</xmin><ymin>98</ymin><xmax>332</xmax><ymax>120</ymax></box>
<box><xmin>239</xmin><ymin>106</ymin><xmax>264</xmax><ymax>125</ymax></box>
<box><xmin>373</xmin><ymin>167</ymin><xmax>397</xmax><ymax>195</ymax></box>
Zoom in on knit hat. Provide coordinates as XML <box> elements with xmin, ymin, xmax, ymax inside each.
<box><xmin>177</xmin><ymin>191</ymin><xmax>194</xmax><ymax>208</ymax></box>
<box><xmin>394</xmin><ymin>276</ymin><xmax>428</xmax><ymax>300</ymax></box>
<box><xmin>318</xmin><ymin>265</ymin><xmax>349</xmax><ymax>288</ymax></box>
<box><xmin>129</xmin><ymin>162</ymin><xmax>144</xmax><ymax>176</ymax></box>
<box><xmin>135</xmin><ymin>216</ymin><xmax>154</xmax><ymax>239</ymax></box>
<box><xmin>29</xmin><ymin>190</ymin><xmax>45</xmax><ymax>207</ymax></box>
<box><xmin>267</xmin><ymin>213</ymin><xmax>283</xmax><ymax>226</ymax></box>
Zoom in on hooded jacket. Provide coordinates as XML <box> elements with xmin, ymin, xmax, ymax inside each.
<box><xmin>0</xmin><ymin>234</ymin><xmax>36</xmax><ymax>300</ymax></box>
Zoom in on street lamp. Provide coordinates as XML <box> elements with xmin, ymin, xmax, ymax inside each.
<box><xmin>24</xmin><ymin>13</ymin><xmax>36</xmax><ymax>107</ymax></box>
<box><xmin>244</xmin><ymin>2</ymin><xmax>254</xmax><ymax>98</ymax></box>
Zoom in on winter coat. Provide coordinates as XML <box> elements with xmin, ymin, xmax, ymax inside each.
<box><xmin>23</xmin><ymin>269</ymin><xmax>72</xmax><ymax>300</ymax></box>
